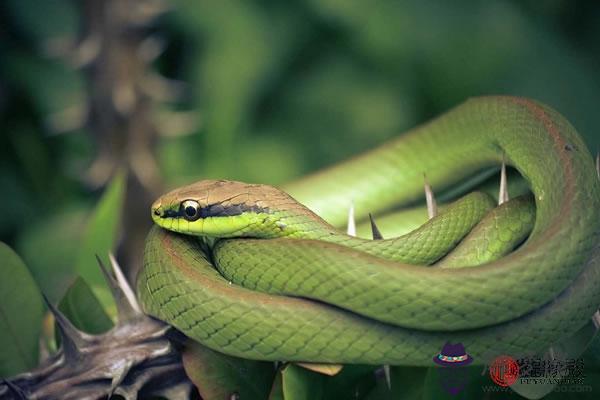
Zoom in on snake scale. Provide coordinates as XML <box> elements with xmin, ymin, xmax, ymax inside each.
<box><xmin>137</xmin><ymin>96</ymin><xmax>600</xmax><ymax>365</ymax></box>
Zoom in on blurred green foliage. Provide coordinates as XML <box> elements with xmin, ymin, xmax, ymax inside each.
<box><xmin>0</xmin><ymin>242</ymin><xmax>44</xmax><ymax>377</ymax></box>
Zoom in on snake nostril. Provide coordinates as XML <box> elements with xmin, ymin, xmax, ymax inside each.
<box><xmin>154</xmin><ymin>208</ymin><xmax>161</xmax><ymax>217</ymax></box>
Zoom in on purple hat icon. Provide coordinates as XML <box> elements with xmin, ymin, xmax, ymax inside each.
<box><xmin>433</xmin><ymin>342</ymin><xmax>473</xmax><ymax>367</ymax></box>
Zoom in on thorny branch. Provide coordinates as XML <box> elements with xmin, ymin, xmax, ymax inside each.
<box><xmin>0</xmin><ymin>255</ymin><xmax>196</xmax><ymax>400</ymax></box>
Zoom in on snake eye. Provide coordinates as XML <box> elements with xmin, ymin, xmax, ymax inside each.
<box><xmin>181</xmin><ymin>200</ymin><xmax>201</xmax><ymax>221</ymax></box>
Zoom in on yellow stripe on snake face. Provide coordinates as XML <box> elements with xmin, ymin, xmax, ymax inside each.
<box><xmin>150</xmin><ymin>179</ymin><xmax>310</xmax><ymax>238</ymax></box>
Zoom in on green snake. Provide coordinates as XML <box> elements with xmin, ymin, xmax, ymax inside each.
<box><xmin>137</xmin><ymin>96</ymin><xmax>600</xmax><ymax>366</ymax></box>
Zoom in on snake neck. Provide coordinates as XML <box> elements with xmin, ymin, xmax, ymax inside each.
<box><xmin>268</xmin><ymin>210</ymin><xmax>449</xmax><ymax>266</ymax></box>
<box><xmin>271</xmin><ymin>191</ymin><xmax>497</xmax><ymax>266</ymax></box>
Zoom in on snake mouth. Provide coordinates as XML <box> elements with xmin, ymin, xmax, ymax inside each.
<box><xmin>151</xmin><ymin>201</ymin><xmax>183</xmax><ymax>218</ymax></box>
<box><xmin>151</xmin><ymin>201</ymin><xmax>164</xmax><ymax>223</ymax></box>
<box><xmin>151</xmin><ymin>201</ymin><xmax>181</xmax><ymax>227</ymax></box>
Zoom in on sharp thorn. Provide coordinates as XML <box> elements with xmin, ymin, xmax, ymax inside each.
<box><xmin>369</xmin><ymin>213</ymin><xmax>384</xmax><ymax>240</ymax></box>
<box><xmin>137</xmin><ymin>35</ymin><xmax>167</xmax><ymax>62</ymax></box>
<box><xmin>3</xmin><ymin>380</ymin><xmax>27</xmax><ymax>400</ymax></box>
<box><xmin>592</xmin><ymin>310</ymin><xmax>600</xmax><ymax>330</ymax></box>
<box><xmin>596</xmin><ymin>152</ymin><xmax>599</xmax><ymax>180</ymax></box>
<box><xmin>96</xmin><ymin>254</ymin><xmax>137</xmax><ymax>321</ymax></box>
<box><xmin>139</xmin><ymin>72</ymin><xmax>187</xmax><ymax>102</ymax></box>
<box><xmin>347</xmin><ymin>202</ymin><xmax>356</xmax><ymax>237</ymax></box>
<box><xmin>45</xmin><ymin>104</ymin><xmax>88</xmax><ymax>134</ymax></box>
<box><xmin>112</xmin><ymin>83</ymin><xmax>137</xmax><ymax>116</ymax></box>
<box><xmin>424</xmin><ymin>175</ymin><xmax>437</xmax><ymax>219</ymax></box>
<box><xmin>130</xmin><ymin>150</ymin><xmax>162</xmax><ymax>192</ymax></box>
<box><xmin>155</xmin><ymin>110</ymin><xmax>200</xmax><ymax>138</ymax></box>
<box><xmin>96</xmin><ymin>254</ymin><xmax>119</xmax><ymax>288</ymax></box>
<box><xmin>108</xmin><ymin>253</ymin><xmax>143</xmax><ymax>317</ymax></box>
<box><xmin>42</xmin><ymin>296</ymin><xmax>86</xmax><ymax>358</ymax></box>
<box><xmin>69</xmin><ymin>34</ymin><xmax>101</xmax><ymax>68</ymax></box>
<box><xmin>548</xmin><ymin>347</ymin><xmax>556</xmax><ymax>361</ymax></box>
<box><xmin>110</xmin><ymin>360</ymin><xmax>134</xmax><ymax>396</ymax></box>
<box><xmin>383</xmin><ymin>364</ymin><xmax>391</xmax><ymax>390</ymax></box>
<box><xmin>498</xmin><ymin>159</ymin><xmax>509</xmax><ymax>205</ymax></box>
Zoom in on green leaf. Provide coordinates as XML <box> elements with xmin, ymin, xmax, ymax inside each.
<box><xmin>276</xmin><ymin>364</ymin><xmax>376</xmax><ymax>400</ymax></box>
<box><xmin>0</xmin><ymin>242</ymin><xmax>44</xmax><ymax>378</ymax></box>
<box><xmin>269</xmin><ymin>370</ymin><xmax>284</xmax><ymax>400</ymax></box>
<box><xmin>323</xmin><ymin>365</ymin><xmax>377</xmax><ymax>399</ymax></box>
<box><xmin>75</xmin><ymin>171</ymin><xmax>126</xmax><ymax>311</ymax></box>
<box><xmin>281</xmin><ymin>363</ymin><xmax>326</xmax><ymax>400</ymax></box>
<box><xmin>182</xmin><ymin>341</ymin><xmax>275</xmax><ymax>400</ymax></box>
<box><xmin>58</xmin><ymin>277</ymin><xmax>113</xmax><ymax>334</ymax></box>
<box><xmin>16</xmin><ymin>206</ymin><xmax>88</xmax><ymax>303</ymax></box>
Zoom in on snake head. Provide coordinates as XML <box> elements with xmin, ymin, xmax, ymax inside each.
<box><xmin>151</xmin><ymin>179</ymin><xmax>292</xmax><ymax>238</ymax></box>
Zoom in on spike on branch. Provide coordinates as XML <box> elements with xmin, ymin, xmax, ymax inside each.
<box><xmin>137</xmin><ymin>35</ymin><xmax>167</xmax><ymax>62</ymax></box>
<box><xmin>139</xmin><ymin>73</ymin><xmax>188</xmax><ymax>102</ymax></box>
<box><xmin>384</xmin><ymin>364</ymin><xmax>391</xmax><ymax>390</ymax></box>
<box><xmin>347</xmin><ymin>202</ymin><xmax>356</xmax><ymax>236</ymax></box>
<box><xmin>109</xmin><ymin>253</ymin><xmax>143</xmax><ymax>315</ymax></box>
<box><xmin>43</xmin><ymin>297</ymin><xmax>88</xmax><ymax>360</ymax></box>
<box><xmin>68</xmin><ymin>34</ymin><xmax>102</xmax><ymax>68</ymax></box>
<box><xmin>547</xmin><ymin>347</ymin><xmax>556</xmax><ymax>361</ymax></box>
<box><xmin>96</xmin><ymin>254</ymin><xmax>142</xmax><ymax>322</ymax></box>
<box><xmin>2</xmin><ymin>379</ymin><xmax>27</xmax><ymax>400</ymax></box>
<box><xmin>592</xmin><ymin>310</ymin><xmax>600</xmax><ymax>329</ymax></box>
<box><xmin>498</xmin><ymin>160</ymin><xmax>509</xmax><ymax>205</ymax></box>
<box><xmin>369</xmin><ymin>213</ymin><xmax>384</xmax><ymax>240</ymax></box>
<box><xmin>110</xmin><ymin>360</ymin><xmax>135</xmax><ymax>396</ymax></box>
<box><xmin>423</xmin><ymin>175</ymin><xmax>437</xmax><ymax>219</ymax></box>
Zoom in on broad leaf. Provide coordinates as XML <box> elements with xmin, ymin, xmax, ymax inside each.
<box><xmin>323</xmin><ymin>364</ymin><xmax>377</xmax><ymax>399</ymax></box>
<box><xmin>0</xmin><ymin>242</ymin><xmax>44</xmax><ymax>377</ymax></box>
<box><xmin>16</xmin><ymin>206</ymin><xmax>88</xmax><ymax>303</ymax></box>
<box><xmin>269</xmin><ymin>370</ymin><xmax>284</xmax><ymax>400</ymax></box>
<box><xmin>182</xmin><ymin>341</ymin><xmax>275</xmax><ymax>400</ymax></box>
<box><xmin>75</xmin><ymin>171</ymin><xmax>126</xmax><ymax>311</ymax></box>
<box><xmin>277</xmin><ymin>364</ymin><xmax>376</xmax><ymax>399</ymax></box>
<box><xmin>281</xmin><ymin>363</ymin><xmax>326</xmax><ymax>400</ymax></box>
<box><xmin>58</xmin><ymin>277</ymin><xmax>113</xmax><ymax>334</ymax></box>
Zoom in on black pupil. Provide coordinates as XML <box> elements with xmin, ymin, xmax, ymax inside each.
<box><xmin>185</xmin><ymin>206</ymin><xmax>197</xmax><ymax>217</ymax></box>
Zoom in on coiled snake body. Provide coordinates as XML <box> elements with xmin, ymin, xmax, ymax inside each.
<box><xmin>138</xmin><ymin>96</ymin><xmax>600</xmax><ymax>365</ymax></box>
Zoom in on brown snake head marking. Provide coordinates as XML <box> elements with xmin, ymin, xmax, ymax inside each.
<box><xmin>151</xmin><ymin>179</ymin><xmax>323</xmax><ymax>238</ymax></box>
